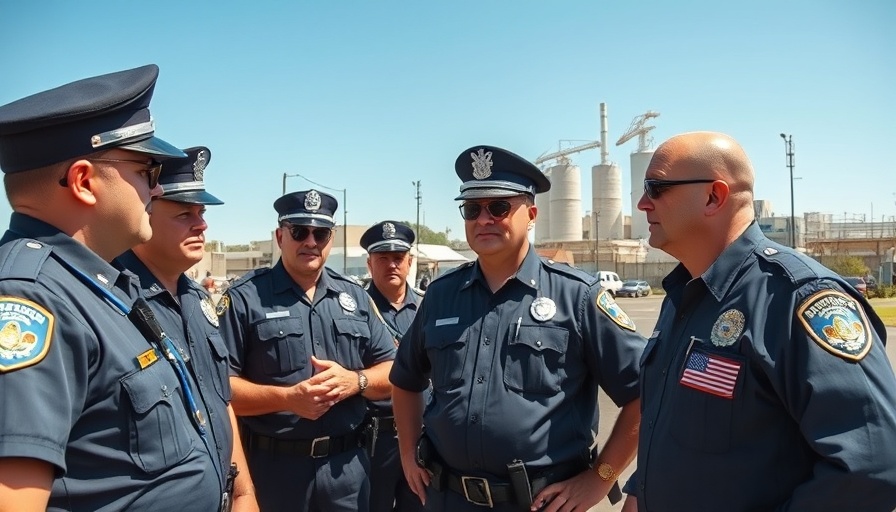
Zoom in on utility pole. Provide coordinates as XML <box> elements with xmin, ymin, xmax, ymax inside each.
<box><xmin>780</xmin><ymin>134</ymin><xmax>796</xmax><ymax>248</ymax></box>
<box><xmin>594</xmin><ymin>210</ymin><xmax>600</xmax><ymax>273</ymax></box>
<box><xmin>412</xmin><ymin>181</ymin><xmax>422</xmax><ymax>283</ymax></box>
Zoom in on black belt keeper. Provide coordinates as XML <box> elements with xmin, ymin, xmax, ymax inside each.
<box><xmin>246</xmin><ymin>429</ymin><xmax>364</xmax><ymax>458</ymax></box>
<box><xmin>507</xmin><ymin>459</ymin><xmax>533</xmax><ymax>508</ymax></box>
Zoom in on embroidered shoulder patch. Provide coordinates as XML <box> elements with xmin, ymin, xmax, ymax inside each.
<box><xmin>797</xmin><ymin>290</ymin><xmax>872</xmax><ymax>361</ymax></box>
<box><xmin>215</xmin><ymin>293</ymin><xmax>231</xmax><ymax>317</ymax></box>
<box><xmin>0</xmin><ymin>296</ymin><xmax>55</xmax><ymax>373</ymax></box>
<box><xmin>596</xmin><ymin>289</ymin><xmax>636</xmax><ymax>331</ymax></box>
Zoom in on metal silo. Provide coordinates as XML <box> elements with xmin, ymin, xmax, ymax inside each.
<box><xmin>629</xmin><ymin>150</ymin><xmax>654</xmax><ymax>240</ymax></box>
<box><xmin>593</xmin><ymin>163</ymin><xmax>623</xmax><ymax>240</ymax></box>
<box><xmin>535</xmin><ymin>168</ymin><xmax>552</xmax><ymax>243</ymax></box>
<box><xmin>548</xmin><ymin>163</ymin><xmax>583</xmax><ymax>241</ymax></box>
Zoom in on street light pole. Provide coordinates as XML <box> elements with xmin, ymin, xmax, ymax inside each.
<box><xmin>289</xmin><ymin>173</ymin><xmax>348</xmax><ymax>275</ymax></box>
<box><xmin>780</xmin><ymin>134</ymin><xmax>796</xmax><ymax>248</ymax></box>
<box><xmin>412</xmin><ymin>180</ymin><xmax>422</xmax><ymax>283</ymax></box>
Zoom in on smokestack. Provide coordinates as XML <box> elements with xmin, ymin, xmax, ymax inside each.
<box><xmin>600</xmin><ymin>102</ymin><xmax>609</xmax><ymax>164</ymax></box>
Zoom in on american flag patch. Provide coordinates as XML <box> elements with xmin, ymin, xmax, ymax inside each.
<box><xmin>680</xmin><ymin>349</ymin><xmax>741</xmax><ymax>399</ymax></box>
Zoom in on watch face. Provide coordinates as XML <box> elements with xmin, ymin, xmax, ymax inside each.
<box><xmin>598</xmin><ymin>463</ymin><xmax>615</xmax><ymax>480</ymax></box>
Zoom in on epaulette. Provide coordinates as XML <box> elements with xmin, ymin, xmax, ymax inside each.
<box><xmin>756</xmin><ymin>244</ymin><xmax>820</xmax><ymax>286</ymax></box>
<box><xmin>0</xmin><ymin>239</ymin><xmax>53</xmax><ymax>282</ymax></box>
<box><xmin>430</xmin><ymin>261</ymin><xmax>473</xmax><ymax>284</ymax></box>
<box><xmin>541</xmin><ymin>258</ymin><xmax>596</xmax><ymax>285</ymax></box>
<box><xmin>326</xmin><ymin>267</ymin><xmax>364</xmax><ymax>288</ymax></box>
<box><xmin>228</xmin><ymin>267</ymin><xmax>270</xmax><ymax>290</ymax></box>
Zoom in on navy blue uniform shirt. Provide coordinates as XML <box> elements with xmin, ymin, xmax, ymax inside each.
<box><xmin>366</xmin><ymin>281</ymin><xmax>422</xmax><ymax>415</ymax></box>
<box><xmin>390</xmin><ymin>246</ymin><xmax>644</xmax><ymax>476</ymax></box>
<box><xmin>0</xmin><ymin>213</ymin><xmax>221</xmax><ymax>512</ymax></box>
<box><xmin>632</xmin><ymin>222</ymin><xmax>896</xmax><ymax>512</ymax></box>
<box><xmin>117</xmin><ymin>249</ymin><xmax>233</xmax><ymax>483</ymax></box>
<box><xmin>219</xmin><ymin>261</ymin><xmax>396</xmax><ymax>439</ymax></box>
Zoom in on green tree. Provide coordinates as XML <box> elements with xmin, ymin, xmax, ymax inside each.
<box><xmin>826</xmin><ymin>256</ymin><xmax>869</xmax><ymax>277</ymax></box>
<box><xmin>403</xmin><ymin>221</ymin><xmax>449</xmax><ymax>245</ymax></box>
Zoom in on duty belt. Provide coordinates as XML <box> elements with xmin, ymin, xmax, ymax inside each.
<box><xmin>247</xmin><ymin>430</ymin><xmax>364</xmax><ymax>458</ymax></box>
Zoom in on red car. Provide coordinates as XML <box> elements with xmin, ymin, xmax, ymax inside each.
<box><xmin>843</xmin><ymin>276</ymin><xmax>867</xmax><ymax>296</ymax></box>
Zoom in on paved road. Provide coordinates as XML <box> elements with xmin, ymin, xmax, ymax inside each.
<box><xmin>589</xmin><ymin>295</ymin><xmax>896</xmax><ymax>512</ymax></box>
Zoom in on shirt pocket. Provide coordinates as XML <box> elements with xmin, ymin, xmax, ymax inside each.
<box><xmin>255</xmin><ymin>318</ymin><xmax>307</xmax><ymax>376</ymax></box>
<box><xmin>503</xmin><ymin>325</ymin><xmax>569</xmax><ymax>395</ymax></box>
<box><xmin>333</xmin><ymin>317</ymin><xmax>369</xmax><ymax>369</ymax></box>
<box><xmin>120</xmin><ymin>361</ymin><xmax>195</xmax><ymax>474</ymax></box>
<box><xmin>206</xmin><ymin>331</ymin><xmax>232</xmax><ymax>402</ymax></box>
<box><xmin>424</xmin><ymin>325</ymin><xmax>468</xmax><ymax>391</ymax></box>
<box><xmin>671</xmin><ymin>345</ymin><xmax>745</xmax><ymax>453</ymax></box>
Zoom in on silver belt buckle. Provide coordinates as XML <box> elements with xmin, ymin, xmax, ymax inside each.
<box><xmin>461</xmin><ymin>476</ymin><xmax>494</xmax><ymax>507</ymax></box>
<box><xmin>310</xmin><ymin>436</ymin><xmax>330</xmax><ymax>458</ymax></box>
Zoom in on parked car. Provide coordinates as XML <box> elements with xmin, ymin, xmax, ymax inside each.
<box><xmin>596</xmin><ymin>271</ymin><xmax>623</xmax><ymax>296</ymax></box>
<box><xmin>618</xmin><ymin>280</ymin><xmax>652</xmax><ymax>298</ymax></box>
<box><xmin>865</xmin><ymin>276</ymin><xmax>878</xmax><ymax>294</ymax></box>
<box><xmin>843</xmin><ymin>276</ymin><xmax>867</xmax><ymax>296</ymax></box>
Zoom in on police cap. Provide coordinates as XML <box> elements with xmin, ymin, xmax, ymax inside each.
<box><xmin>454</xmin><ymin>145</ymin><xmax>550</xmax><ymax>200</ymax></box>
<box><xmin>0</xmin><ymin>64</ymin><xmax>185</xmax><ymax>174</ymax></box>
<box><xmin>274</xmin><ymin>190</ymin><xmax>338</xmax><ymax>228</ymax></box>
<box><xmin>158</xmin><ymin>146</ymin><xmax>223</xmax><ymax>205</ymax></box>
<box><xmin>361</xmin><ymin>221</ymin><xmax>415</xmax><ymax>253</ymax></box>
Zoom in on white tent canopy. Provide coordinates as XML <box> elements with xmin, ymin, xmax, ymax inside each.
<box><xmin>328</xmin><ymin>244</ymin><xmax>470</xmax><ymax>282</ymax></box>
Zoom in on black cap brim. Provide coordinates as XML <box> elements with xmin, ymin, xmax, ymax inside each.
<box><xmin>120</xmin><ymin>135</ymin><xmax>186</xmax><ymax>160</ymax></box>
<box><xmin>161</xmin><ymin>189</ymin><xmax>224</xmax><ymax>205</ymax></box>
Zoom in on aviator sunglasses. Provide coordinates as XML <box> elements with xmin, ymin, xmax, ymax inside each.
<box><xmin>458</xmin><ymin>200</ymin><xmax>518</xmax><ymax>221</ymax></box>
<box><xmin>643</xmin><ymin>178</ymin><xmax>716</xmax><ymax>200</ymax></box>
<box><xmin>282</xmin><ymin>224</ymin><xmax>333</xmax><ymax>244</ymax></box>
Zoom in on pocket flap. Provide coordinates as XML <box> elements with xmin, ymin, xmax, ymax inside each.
<box><xmin>121</xmin><ymin>363</ymin><xmax>179</xmax><ymax>414</ymax></box>
<box><xmin>256</xmin><ymin>318</ymin><xmax>301</xmax><ymax>341</ymax></box>
<box><xmin>207</xmin><ymin>332</ymin><xmax>229</xmax><ymax>359</ymax></box>
<box><xmin>510</xmin><ymin>325</ymin><xmax>568</xmax><ymax>353</ymax></box>
<box><xmin>333</xmin><ymin>317</ymin><xmax>370</xmax><ymax>339</ymax></box>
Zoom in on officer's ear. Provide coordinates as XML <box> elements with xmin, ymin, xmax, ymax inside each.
<box><xmin>704</xmin><ymin>180</ymin><xmax>730</xmax><ymax>216</ymax></box>
<box><xmin>63</xmin><ymin>159</ymin><xmax>100</xmax><ymax>206</ymax></box>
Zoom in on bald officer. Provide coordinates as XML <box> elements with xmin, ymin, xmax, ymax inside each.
<box><xmin>360</xmin><ymin>220</ymin><xmax>424</xmax><ymax>512</ymax></box>
<box><xmin>219</xmin><ymin>190</ymin><xmax>397</xmax><ymax>512</ymax></box>
<box><xmin>390</xmin><ymin>145</ymin><xmax>645</xmax><ymax>512</ymax></box>
<box><xmin>0</xmin><ymin>66</ymin><xmax>223</xmax><ymax>511</ymax></box>
<box><xmin>117</xmin><ymin>147</ymin><xmax>258</xmax><ymax>511</ymax></box>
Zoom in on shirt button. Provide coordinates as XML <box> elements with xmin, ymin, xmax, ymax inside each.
<box><xmin>279</xmin><ymin>330</ymin><xmax>284</xmax><ymax>335</ymax></box>
<box><xmin>484</xmin><ymin>338</ymin><xmax>490</xmax><ymax>346</ymax></box>
<box><xmin>476</xmin><ymin>376</ymin><xmax>484</xmax><ymax>384</ymax></box>
<box><xmin>535</xmin><ymin>340</ymin><xmax>542</xmax><ymax>347</ymax></box>
<box><xmin>471</xmin><ymin>415</ymin><xmax>478</xmax><ymax>423</ymax></box>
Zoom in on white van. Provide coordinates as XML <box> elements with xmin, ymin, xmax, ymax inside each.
<box><xmin>596</xmin><ymin>271</ymin><xmax>623</xmax><ymax>296</ymax></box>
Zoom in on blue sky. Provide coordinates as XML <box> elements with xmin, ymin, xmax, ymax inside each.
<box><xmin>2</xmin><ymin>1</ymin><xmax>893</xmax><ymax>245</ymax></box>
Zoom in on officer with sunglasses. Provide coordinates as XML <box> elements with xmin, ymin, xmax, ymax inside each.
<box><xmin>359</xmin><ymin>220</ymin><xmax>425</xmax><ymax>512</ymax></box>
<box><xmin>622</xmin><ymin>132</ymin><xmax>896</xmax><ymax>512</ymax></box>
<box><xmin>0</xmin><ymin>65</ymin><xmax>225</xmax><ymax>511</ymax></box>
<box><xmin>116</xmin><ymin>147</ymin><xmax>258</xmax><ymax>512</ymax></box>
<box><xmin>390</xmin><ymin>145</ymin><xmax>645</xmax><ymax>512</ymax></box>
<box><xmin>218</xmin><ymin>190</ymin><xmax>397</xmax><ymax>512</ymax></box>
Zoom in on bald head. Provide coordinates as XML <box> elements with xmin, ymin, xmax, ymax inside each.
<box><xmin>652</xmin><ymin>131</ymin><xmax>755</xmax><ymax>198</ymax></box>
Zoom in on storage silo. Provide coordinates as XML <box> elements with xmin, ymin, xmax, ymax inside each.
<box><xmin>629</xmin><ymin>150</ymin><xmax>654</xmax><ymax>240</ymax></box>
<box><xmin>548</xmin><ymin>163</ymin><xmax>583</xmax><ymax>241</ymax></box>
<box><xmin>535</xmin><ymin>169</ymin><xmax>552</xmax><ymax>243</ymax></box>
<box><xmin>593</xmin><ymin>162</ymin><xmax>624</xmax><ymax>240</ymax></box>
<box><xmin>753</xmin><ymin>199</ymin><xmax>773</xmax><ymax>219</ymax></box>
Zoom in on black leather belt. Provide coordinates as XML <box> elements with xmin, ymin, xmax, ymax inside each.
<box><xmin>373</xmin><ymin>415</ymin><xmax>396</xmax><ymax>433</ymax></box>
<box><xmin>247</xmin><ymin>430</ymin><xmax>363</xmax><ymax>458</ymax></box>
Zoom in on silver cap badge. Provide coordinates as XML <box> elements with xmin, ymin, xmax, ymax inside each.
<box><xmin>383</xmin><ymin>222</ymin><xmax>396</xmax><ymax>239</ymax></box>
<box><xmin>305</xmin><ymin>190</ymin><xmax>322</xmax><ymax>211</ymax></box>
<box><xmin>193</xmin><ymin>149</ymin><xmax>209</xmax><ymax>181</ymax></box>
<box><xmin>471</xmin><ymin>148</ymin><xmax>493</xmax><ymax>180</ymax></box>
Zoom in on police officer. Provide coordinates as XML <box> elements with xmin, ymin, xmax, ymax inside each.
<box><xmin>219</xmin><ymin>190</ymin><xmax>397</xmax><ymax>512</ymax></box>
<box><xmin>0</xmin><ymin>65</ymin><xmax>223</xmax><ymax>511</ymax></box>
<box><xmin>390</xmin><ymin>145</ymin><xmax>645</xmax><ymax>512</ymax></box>
<box><xmin>622</xmin><ymin>132</ymin><xmax>896</xmax><ymax>512</ymax></box>
<box><xmin>117</xmin><ymin>147</ymin><xmax>258</xmax><ymax>512</ymax></box>
<box><xmin>360</xmin><ymin>220</ymin><xmax>425</xmax><ymax>512</ymax></box>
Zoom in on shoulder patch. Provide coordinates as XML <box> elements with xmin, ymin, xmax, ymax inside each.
<box><xmin>596</xmin><ymin>289</ymin><xmax>636</xmax><ymax>331</ymax></box>
<box><xmin>797</xmin><ymin>290</ymin><xmax>872</xmax><ymax>361</ymax></box>
<box><xmin>0</xmin><ymin>296</ymin><xmax>54</xmax><ymax>373</ymax></box>
<box><xmin>216</xmin><ymin>293</ymin><xmax>231</xmax><ymax>317</ymax></box>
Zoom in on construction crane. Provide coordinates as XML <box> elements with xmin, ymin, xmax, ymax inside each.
<box><xmin>534</xmin><ymin>139</ymin><xmax>602</xmax><ymax>169</ymax></box>
<box><xmin>616</xmin><ymin>111</ymin><xmax>660</xmax><ymax>152</ymax></box>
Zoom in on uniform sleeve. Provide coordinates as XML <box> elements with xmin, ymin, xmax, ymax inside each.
<box><xmin>768</xmin><ymin>279</ymin><xmax>896</xmax><ymax>510</ymax></box>
<box><xmin>580</xmin><ymin>284</ymin><xmax>646</xmax><ymax>407</ymax></box>
<box><xmin>389</xmin><ymin>298</ymin><xmax>431</xmax><ymax>392</ymax></box>
<box><xmin>0</xmin><ymin>282</ymin><xmax>92</xmax><ymax>473</ymax></box>
<box><xmin>361</xmin><ymin>295</ymin><xmax>396</xmax><ymax>367</ymax></box>
<box><xmin>217</xmin><ymin>289</ymin><xmax>250</xmax><ymax>375</ymax></box>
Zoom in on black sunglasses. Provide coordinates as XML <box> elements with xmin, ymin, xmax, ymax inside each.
<box><xmin>282</xmin><ymin>224</ymin><xmax>333</xmax><ymax>244</ymax></box>
<box><xmin>458</xmin><ymin>200</ymin><xmax>517</xmax><ymax>221</ymax></box>
<box><xmin>60</xmin><ymin>157</ymin><xmax>163</xmax><ymax>189</ymax></box>
<box><xmin>643</xmin><ymin>178</ymin><xmax>716</xmax><ymax>200</ymax></box>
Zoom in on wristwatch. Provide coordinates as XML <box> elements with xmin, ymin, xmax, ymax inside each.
<box><xmin>357</xmin><ymin>371</ymin><xmax>369</xmax><ymax>394</ymax></box>
<box><xmin>596</xmin><ymin>462</ymin><xmax>617</xmax><ymax>482</ymax></box>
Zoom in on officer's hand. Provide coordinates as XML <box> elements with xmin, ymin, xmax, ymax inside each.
<box><xmin>307</xmin><ymin>356</ymin><xmax>359</xmax><ymax>403</ymax></box>
<box><xmin>286</xmin><ymin>380</ymin><xmax>335</xmax><ymax>420</ymax></box>
<box><xmin>400</xmin><ymin>449</ymin><xmax>430</xmax><ymax>505</ymax></box>
<box><xmin>531</xmin><ymin>469</ymin><xmax>611</xmax><ymax>512</ymax></box>
<box><xmin>621</xmin><ymin>495</ymin><xmax>638</xmax><ymax>512</ymax></box>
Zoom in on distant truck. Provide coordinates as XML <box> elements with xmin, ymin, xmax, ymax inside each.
<box><xmin>596</xmin><ymin>271</ymin><xmax>623</xmax><ymax>297</ymax></box>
